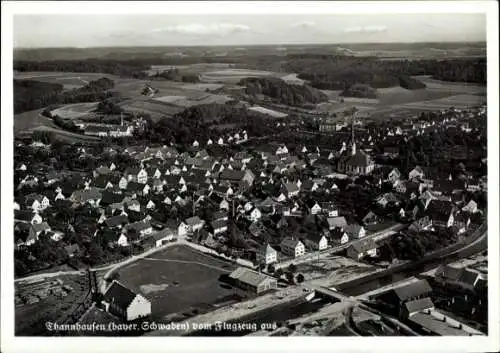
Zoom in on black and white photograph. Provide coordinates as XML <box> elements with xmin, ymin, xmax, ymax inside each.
<box><xmin>1</xmin><ymin>1</ymin><xmax>499</xmax><ymax>352</ymax></box>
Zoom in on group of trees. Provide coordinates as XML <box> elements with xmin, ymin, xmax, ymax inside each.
<box><xmin>238</xmin><ymin>77</ymin><xmax>329</xmax><ymax>106</ymax></box>
<box><xmin>281</xmin><ymin>54</ymin><xmax>485</xmax><ymax>93</ymax></box>
<box><xmin>14</xmin><ymin>77</ymin><xmax>115</xmax><ymax>114</ymax></box>
<box><xmin>340</xmin><ymin>83</ymin><xmax>378</xmax><ymax>99</ymax></box>
<box><xmin>380</xmin><ymin>228</ymin><xmax>459</xmax><ymax>262</ymax></box>
<box><xmin>152</xmin><ymin>68</ymin><xmax>200</xmax><ymax>83</ymax></box>
<box><xmin>142</xmin><ymin>103</ymin><xmax>276</xmax><ymax>145</ymax></box>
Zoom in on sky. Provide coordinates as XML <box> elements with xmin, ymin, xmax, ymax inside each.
<box><xmin>13</xmin><ymin>13</ymin><xmax>486</xmax><ymax>48</ymax></box>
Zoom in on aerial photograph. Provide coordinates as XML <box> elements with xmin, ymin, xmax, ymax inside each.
<box><xmin>4</xmin><ymin>3</ymin><xmax>495</xmax><ymax>345</ymax></box>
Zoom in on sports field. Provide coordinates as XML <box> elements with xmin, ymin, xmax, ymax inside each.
<box><xmin>115</xmin><ymin>245</ymin><xmax>251</xmax><ymax>321</ymax></box>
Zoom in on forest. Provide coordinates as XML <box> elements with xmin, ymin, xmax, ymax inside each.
<box><xmin>151</xmin><ymin>68</ymin><xmax>200</xmax><ymax>83</ymax></box>
<box><xmin>14</xmin><ymin>77</ymin><xmax>115</xmax><ymax>114</ymax></box>
<box><xmin>238</xmin><ymin>77</ymin><xmax>329</xmax><ymax>106</ymax></box>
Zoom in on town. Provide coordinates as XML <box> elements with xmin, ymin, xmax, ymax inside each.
<box><xmin>14</xmin><ymin>99</ymin><xmax>488</xmax><ymax>337</ymax></box>
<box><xmin>8</xmin><ymin>8</ymin><xmax>493</xmax><ymax>342</ymax></box>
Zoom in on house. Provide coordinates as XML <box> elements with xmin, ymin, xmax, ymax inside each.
<box><xmin>219</xmin><ymin>169</ymin><xmax>255</xmax><ymax>187</ymax></box>
<box><xmin>256</xmin><ymin>244</ymin><xmax>278</xmax><ymax>266</ymax></box>
<box><xmin>362</xmin><ymin>211</ymin><xmax>380</xmax><ymax>226</ymax></box>
<box><xmin>26</xmin><ymin>222</ymin><xmax>51</xmax><ymax>246</ymax></box>
<box><xmin>376</xmin><ymin>193</ymin><xmax>401</xmax><ymax>208</ymax></box>
<box><xmin>306</xmin><ymin>200</ymin><xmax>322</xmax><ymax>215</ymax></box>
<box><xmin>25</xmin><ymin>194</ymin><xmax>50</xmax><ymax>212</ymax></box>
<box><xmin>14</xmin><ymin>210</ymin><xmax>43</xmax><ymax>225</ymax></box>
<box><xmin>127</xmin><ymin>182</ymin><xmax>150</xmax><ymax>196</ymax></box>
<box><xmin>102</xmin><ymin>213</ymin><xmax>127</xmax><ymax>228</ymax></box>
<box><xmin>434</xmin><ymin>265</ymin><xmax>487</xmax><ymax>293</ymax></box>
<box><xmin>408</xmin><ymin>216</ymin><xmax>434</xmax><ymax>233</ymax></box>
<box><xmin>124</xmin><ymin>221</ymin><xmax>153</xmax><ymax>238</ymax></box>
<box><xmin>212</xmin><ymin>210</ymin><xmax>228</xmax><ymax>222</ymax></box>
<box><xmin>228</xmin><ymin>267</ymin><xmax>278</xmax><ymax>294</ymax></box>
<box><xmin>377</xmin><ymin>279</ymin><xmax>433</xmax><ymax>318</ymax></box>
<box><xmin>345</xmin><ymin>224</ymin><xmax>366</xmax><ymax>240</ymax></box>
<box><xmin>426</xmin><ymin>200</ymin><xmax>455</xmax><ymax>228</ymax></box>
<box><xmin>282</xmin><ymin>182</ymin><xmax>300</xmax><ymax>198</ymax></box>
<box><xmin>304</xmin><ymin>233</ymin><xmax>328</xmax><ymax>251</ymax></box>
<box><xmin>347</xmin><ymin>238</ymin><xmax>378</xmax><ymax>260</ymax></box>
<box><xmin>151</xmin><ymin>228</ymin><xmax>176</xmax><ymax>247</ymax></box>
<box><xmin>385</xmin><ymin>168</ymin><xmax>402</xmax><ymax>185</ymax></box>
<box><xmin>330</xmin><ymin>227</ymin><xmax>349</xmax><ymax>244</ymax></box>
<box><xmin>280</xmin><ymin>237</ymin><xmax>306</xmax><ymax>258</ymax></box>
<box><xmin>103</xmin><ymin>280</ymin><xmax>151</xmax><ymax>321</ymax></box>
<box><xmin>321</xmin><ymin>202</ymin><xmax>339</xmax><ymax>217</ymax></box>
<box><xmin>70</xmin><ymin>188</ymin><xmax>102</xmax><ymax>206</ymax></box>
<box><xmin>409</xmin><ymin>166</ymin><xmax>425</xmax><ymax>180</ymax></box>
<box><xmin>461</xmin><ymin>200</ymin><xmax>478</xmax><ymax>214</ymax></box>
<box><xmin>210</xmin><ymin>219</ymin><xmax>228</xmax><ymax>235</ymax></box>
<box><xmin>248</xmin><ymin>207</ymin><xmax>262</xmax><ymax>222</ymax></box>
<box><xmin>179</xmin><ymin>216</ymin><xmax>205</xmax><ymax>236</ymax></box>
<box><xmin>327</xmin><ymin>216</ymin><xmax>348</xmax><ymax>230</ymax></box>
<box><xmin>125</xmin><ymin>167</ymin><xmax>148</xmax><ymax>184</ymax></box>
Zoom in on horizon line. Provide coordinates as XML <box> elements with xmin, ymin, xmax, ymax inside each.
<box><xmin>14</xmin><ymin>40</ymin><xmax>487</xmax><ymax>50</ymax></box>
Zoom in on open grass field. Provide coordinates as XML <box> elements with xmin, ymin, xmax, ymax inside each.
<box><xmin>115</xmin><ymin>245</ymin><xmax>251</xmax><ymax>321</ymax></box>
<box><xmin>50</xmin><ymin>102</ymin><xmax>98</xmax><ymax>119</ymax></box>
<box><xmin>14</xmin><ymin>71</ymin><xmax>118</xmax><ymax>90</ymax></box>
<box><xmin>200</xmin><ymin>68</ymin><xmax>285</xmax><ymax>84</ymax></box>
<box><xmin>146</xmin><ymin>63</ymin><xmax>234</xmax><ymax>76</ymax></box>
<box><xmin>118</xmin><ymin>99</ymin><xmax>185</xmax><ymax>121</ymax></box>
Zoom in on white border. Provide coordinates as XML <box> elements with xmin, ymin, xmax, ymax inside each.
<box><xmin>1</xmin><ymin>2</ymin><xmax>499</xmax><ymax>353</ymax></box>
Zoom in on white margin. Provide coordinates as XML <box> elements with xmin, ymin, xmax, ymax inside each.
<box><xmin>1</xmin><ymin>2</ymin><xmax>499</xmax><ymax>353</ymax></box>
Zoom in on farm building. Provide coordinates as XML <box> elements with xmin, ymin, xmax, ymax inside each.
<box><xmin>228</xmin><ymin>267</ymin><xmax>278</xmax><ymax>294</ymax></box>
<box><xmin>103</xmin><ymin>280</ymin><xmax>151</xmax><ymax>321</ymax></box>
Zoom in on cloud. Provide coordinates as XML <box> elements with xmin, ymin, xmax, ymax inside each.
<box><xmin>152</xmin><ymin>23</ymin><xmax>251</xmax><ymax>37</ymax></box>
<box><xmin>344</xmin><ymin>25</ymin><xmax>388</xmax><ymax>34</ymax></box>
<box><xmin>291</xmin><ymin>21</ymin><xmax>316</xmax><ymax>29</ymax></box>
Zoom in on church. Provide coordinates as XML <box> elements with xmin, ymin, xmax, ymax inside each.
<box><xmin>337</xmin><ymin>112</ymin><xmax>375</xmax><ymax>176</ymax></box>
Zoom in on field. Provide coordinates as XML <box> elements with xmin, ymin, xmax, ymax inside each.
<box><xmin>115</xmin><ymin>245</ymin><xmax>251</xmax><ymax>321</ymax></box>
<box><xmin>13</xmin><ymin>69</ymin><xmax>486</xmax><ymax>139</ymax></box>
<box><xmin>14</xmin><ymin>71</ymin><xmax>117</xmax><ymax>90</ymax></box>
<box><xmin>248</xmin><ymin>105</ymin><xmax>288</xmax><ymax>118</ymax></box>
<box><xmin>200</xmin><ymin>68</ymin><xmax>284</xmax><ymax>84</ymax></box>
<box><xmin>15</xmin><ymin>274</ymin><xmax>90</xmax><ymax>335</ymax></box>
<box><xmin>50</xmin><ymin>102</ymin><xmax>98</xmax><ymax>119</ymax></box>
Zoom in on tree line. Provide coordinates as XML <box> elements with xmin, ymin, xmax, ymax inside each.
<box><xmin>14</xmin><ymin>77</ymin><xmax>115</xmax><ymax>114</ymax></box>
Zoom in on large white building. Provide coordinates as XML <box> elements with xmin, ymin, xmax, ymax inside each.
<box><xmin>103</xmin><ymin>280</ymin><xmax>151</xmax><ymax>321</ymax></box>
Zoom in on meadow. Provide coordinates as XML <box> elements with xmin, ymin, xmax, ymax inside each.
<box><xmin>115</xmin><ymin>245</ymin><xmax>251</xmax><ymax>321</ymax></box>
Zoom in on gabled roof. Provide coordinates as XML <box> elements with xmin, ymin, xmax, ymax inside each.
<box><xmin>151</xmin><ymin>228</ymin><xmax>175</xmax><ymax>241</ymax></box>
<box><xmin>280</xmin><ymin>237</ymin><xmax>303</xmax><ymax>248</ymax></box>
<box><xmin>393</xmin><ymin>279</ymin><xmax>432</xmax><ymax>302</ymax></box>
<box><xmin>125</xmin><ymin>220</ymin><xmax>152</xmax><ymax>232</ymax></box>
<box><xmin>210</xmin><ymin>219</ymin><xmax>227</xmax><ymax>230</ymax></box>
<box><xmin>327</xmin><ymin>216</ymin><xmax>348</xmax><ymax>229</ymax></box>
<box><xmin>229</xmin><ymin>267</ymin><xmax>275</xmax><ymax>287</ymax></box>
<box><xmin>404</xmin><ymin>297</ymin><xmax>434</xmax><ymax>314</ymax></box>
<box><xmin>185</xmin><ymin>216</ymin><xmax>204</xmax><ymax>226</ymax></box>
<box><xmin>104</xmin><ymin>215</ymin><xmax>128</xmax><ymax>228</ymax></box>
<box><xmin>349</xmin><ymin>238</ymin><xmax>377</xmax><ymax>253</ymax></box>
<box><xmin>103</xmin><ymin>280</ymin><xmax>140</xmax><ymax>310</ymax></box>
<box><xmin>31</xmin><ymin>222</ymin><xmax>51</xmax><ymax>233</ymax></box>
